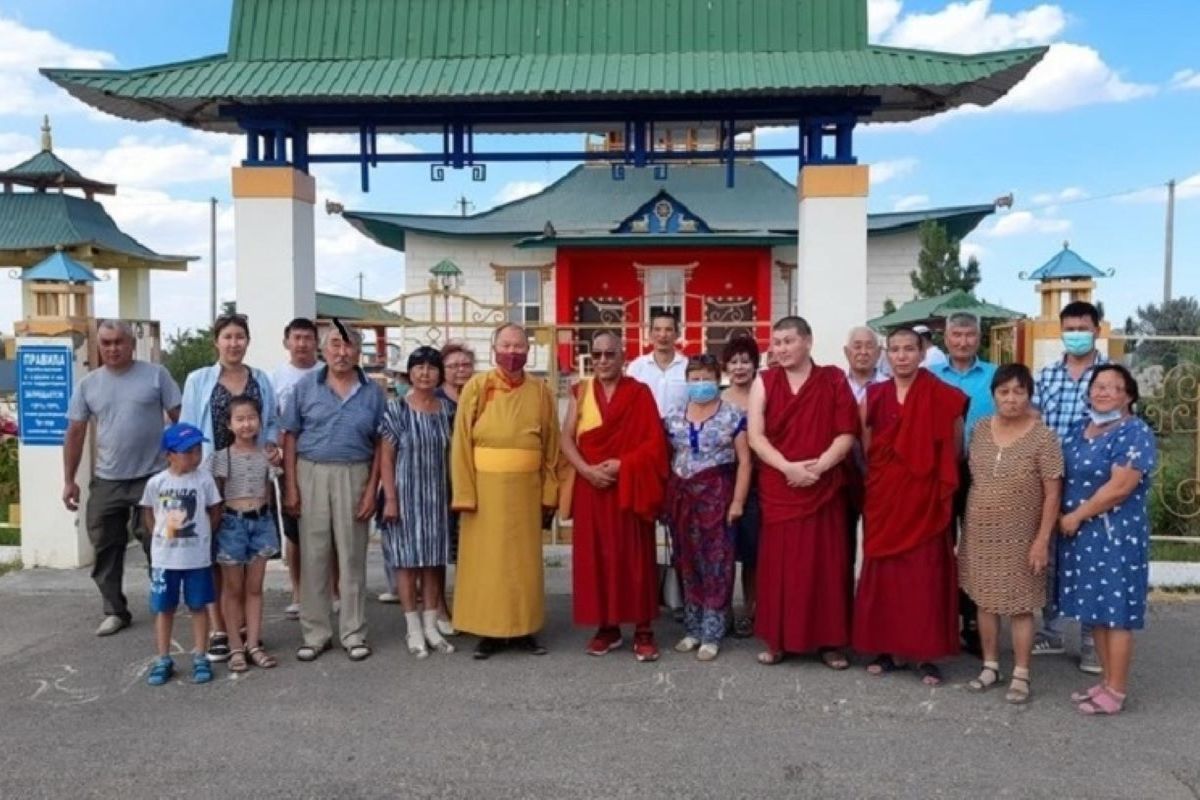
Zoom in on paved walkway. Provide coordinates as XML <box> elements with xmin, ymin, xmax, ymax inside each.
<box><xmin>1</xmin><ymin>548</ymin><xmax>1198</xmax><ymax>799</ymax></box>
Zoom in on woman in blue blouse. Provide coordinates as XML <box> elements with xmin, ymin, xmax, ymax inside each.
<box><xmin>1057</xmin><ymin>364</ymin><xmax>1156</xmax><ymax>716</ymax></box>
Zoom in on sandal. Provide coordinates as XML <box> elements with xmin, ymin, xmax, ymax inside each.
<box><xmin>1071</xmin><ymin>683</ymin><xmax>1105</xmax><ymax>703</ymax></box>
<box><xmin>757</xmin><ymin>650</ymin><xmax>783</xmax><ymax>665</ymax></box>
<box><xmin>407</xmin><ymin>631</ymin><xmax>429</xmax><ymax>660</ymax></box>
<box><xmin>1078</xmin><ymin>686</ymin><xmax>1125</xmax><ymax>716</ymax></box>
<box><xmin>1006</xmin><ymin>671</ymin><xmax>1032</xmax><ymax>705</ymax></box>
<box><xmin>819</xmin><ymin>648</ymin><xmax>850</xmax><ymax>671</ymax></box>
<box><xmin>968</xmin><ymin>661</ymin><xmax>1003</xmax><ymax>692</ymax></box>
<box><xmin>247</xmin><ymin>646</ymin><xmax>277</xmax><ymax>669</ymax></box>
<box><xmin>227</xmin><ymin>649</ymin><xmax>248</xmax><ymax>673</ymax></box>
<box><xmin>191</xmin><ymin>654</ymin><xmax>213</xmax><ymax>684</ymax></box>
<box><xmin>207</xmin><ymin>631</ymin><xmax>231</xmax><ymax>663</ymax></box>
<box><xmin>347</xmin><ymin>644</ymin><xmax>372</xmax><ymax>662</ymax></box>
<box><xmin>296</xmin><ymin>641</ymin><xmax>331</xmax><ymax>662</ymax></box>
<box><xmin>147</xmin><ymin>656</ymin><xmax>174</xmax><ymax>687</ymax></box>
<box><xmin>916</xmin><ymin>662</ymin><xmax>944</xmax><ymax>686</ymax></box>
<box><xmin>866</xmin><ymin>654</ymin><xmax>899</xmax><ymax>676</ymax></box>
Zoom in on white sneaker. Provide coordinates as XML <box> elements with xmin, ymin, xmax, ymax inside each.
<box><xmin>674</xmin><ymin>636</ymin><xmax>700</xmax><ymax>653</ymax></box>
<box><xmin>435</xmin><ymin>614</ymin><xmax>457</xmax><ymax>637</ymax></box>
<box><xmin>697</xmin><ymin>643</ymin><xmax>720</xmax><ymax>662</ymax></box>
<box><xmin>377</xmin><ymin>592</ymin><xmax>400</xmax><ymax>604</ymax></box>
<box><xmin>96</xmin><ymin>615</ymin><xmax>129</xmax><ymax>637</ymax></box>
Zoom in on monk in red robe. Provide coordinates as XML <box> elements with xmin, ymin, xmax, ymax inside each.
<box><xmin>747</xmin><ymin>316</ymin><xmax>858</xmax><ymax>667</ymax></box>
<box><xmin>853</xmin><ymin>326</ymin><xmax>967</xmax><ymax>685</ymax></box>
<box><xmin>561</xmin><ymin>332</ymin><xmax>669</xmax><ymax>662</ymax></box>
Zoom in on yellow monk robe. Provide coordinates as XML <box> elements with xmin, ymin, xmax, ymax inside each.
<box><xmin>450</xmin><ymin>369</ymin><xmax>560</xmax><ymax>637</ymax></box>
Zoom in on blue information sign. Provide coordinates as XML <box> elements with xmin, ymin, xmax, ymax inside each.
<box><xmin>17</xmin><ymin>343</ymin><xmax>74</xmax><ymax>446</ymax></box>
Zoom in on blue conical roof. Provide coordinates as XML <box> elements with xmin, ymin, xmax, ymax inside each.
<box><xmin>1025</xmin><ymin>242</ymin><xmax>1109</xmax><ymax>281</ymax></box>
<box><xmin>21</xmin><ymin>249</ymin><xmax>100</xmax><ymax>283</ymax></box>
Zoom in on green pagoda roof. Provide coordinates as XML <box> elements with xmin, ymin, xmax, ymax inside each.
<box><xmin>315</xmin><ymin>291</ymin><xmax>404</xmax><ymax>324</ymax></box>
<box><xmin>40</xmin><ymin>0</ymin><xmax>1047</xmax><ymax>132</ymax></box>
<box><xmin>0</xmin><ymin>192</ymin><xmax>194</xmax><ymax>271</ymax></box>
<box><xmin>0</xmin><ymin>117</ymin><xmax>116</xmax><ymax>196</ymax></box>
<box><xmin>868</xmin><ymin>289</ymin><xmax>1024</xmax><ymax>329</ymax></box>
<box><xmin>1023</xmin><ymin>242</ymin><xmax>1111</xmax><ymax>281</ymax></box>
<box><xmin>342</xmin><ymin>162</ymin><xmax>996</xmax><ymax>252</ymax></box>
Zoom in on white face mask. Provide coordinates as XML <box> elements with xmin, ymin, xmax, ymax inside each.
<box><xmin>1089</xmin><ymin>408</ymin><xmax>1124</xmax><ymax>425</ymax></box>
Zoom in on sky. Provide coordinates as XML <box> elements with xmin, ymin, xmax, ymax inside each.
<box><xmin>1</xmin><ymin>0</ymin><xmax>1197</xmax><ymax>338</ymax></box>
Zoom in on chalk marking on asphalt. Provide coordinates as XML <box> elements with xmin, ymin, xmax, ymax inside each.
<box><xmin>27</xmin><ymin>664</ymin><xmax>102</xmax><ymax>707</ymax></box>
<box><xmin>652</xmin><ymin>671</ymin><xmax>676</xmax><ymax>695</ymax></box>
<box><xmin>717</xmin><ymin>675</ymin><xmax>736</xmax><ymax>701</ymax></box>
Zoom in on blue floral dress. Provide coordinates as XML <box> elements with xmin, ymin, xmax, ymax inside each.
<box><xmin>1056</xmin><ymin>417</ymin><xmax>1157</xmax><ymax>630</ymax></box>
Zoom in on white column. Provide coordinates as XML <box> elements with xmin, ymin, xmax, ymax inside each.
<box><xmin>17</xmin><ymin>336</ymin><xmax>94</xmax><ymax>568</ymax></box>
<box><xmin>232</xmin><ymin>167</ymin><xmax>317</xmax><ymax>373</ymax></box>
<box><xmin>117</xmin><ymin>267</ymin><xmax>152</xmax><ymax>320</ymax></box>
<box><xmin>796</xmin><ymin>165</ymin><xmax>869</xmax><ymax>366</ymax></box>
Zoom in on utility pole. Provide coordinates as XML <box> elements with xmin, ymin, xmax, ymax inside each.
<box><xmin>1164</xmin><ymin>178</ymin><xmax>1175</xmax><ymax>304</ymax></box>
<box><xmin>210</xmin><ymin>197</ymin><xmax>217</xmax><ymax>321</ymax></box>
<box><xmin>454</xmin><ymin>195</ymin><xmax>474</xmax><ymax>217</ymax></box>
<box><xmin>357</xmin><ymin>271</ymin><xmax>364</xmax><ymax>299</ymax></box>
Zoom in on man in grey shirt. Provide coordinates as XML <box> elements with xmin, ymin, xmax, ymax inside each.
<box><xmin>281</xmin><ymin>321</ymin><xmax>383</xmax><ymax>663</ymax></box>
<box><xmin>63</xmin><ymin>320</ymin><xmax>182</xmax><ymax>636</ymax></box>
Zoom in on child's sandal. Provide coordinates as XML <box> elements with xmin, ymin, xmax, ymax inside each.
<box><xmin>227</xmin><ymin>649</ymin><xmax>248</xmax><ymax>673</ymax></box>
<box><xmin>247</xmin><ymin>646</ymin><xmax>277</xmax><ymax>669</ymax></box>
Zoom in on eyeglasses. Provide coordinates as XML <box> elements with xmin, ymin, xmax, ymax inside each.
<box><xmin>591</xmin><ymin>350</ymin><xmax>619</xmax><ymax>361</ymax></box>
<box><xmin>214</xmin><ymin>313</ymin><xmax>248</xmax><ymax>325</ymax></box>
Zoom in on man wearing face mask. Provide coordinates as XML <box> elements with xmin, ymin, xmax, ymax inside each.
<box><xmin>1032</xmin><ymin>300</ymin><xmax>1107</xmax><ymax>673</ymax></box>
<box><xmin>560</xmin><ymin>332</ymin><xmax>668</xmax><ymax>662</ymax></box>
<box><xmin>450</xmin><ymin>323</ymin><xmax>561</xmax><ymax>660</ymax></box>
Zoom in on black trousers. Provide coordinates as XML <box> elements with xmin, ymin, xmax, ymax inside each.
<box><xmin>85</xmin><ymin>476</ymin><xmax>152</xmax><ymax>621</ymax></box>
<box><xmin>952</xmin><ymin>462</ymin><xmax>978</xmax><ymax>636</ymax></box>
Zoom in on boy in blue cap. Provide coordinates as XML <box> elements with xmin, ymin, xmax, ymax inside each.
<box><xmin>139</xmin><ymin>422</ymin><xmax>223</xmax><ymax>685</ymax></box>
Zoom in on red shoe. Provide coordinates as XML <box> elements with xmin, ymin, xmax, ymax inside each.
<box><xmin>633</xmin><ymin>630</ymin><xmax>660</xmax><ymax>662</ymax></box>
<box><xmin>585</xmin><ymin>627</ymin><xmax>623</xmax><ymax>656</ymax></box>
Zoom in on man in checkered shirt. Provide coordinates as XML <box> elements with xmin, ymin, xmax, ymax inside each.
<box><xmin>1031</xmin><ymin>300</ymin><xmax>1108</xmax><ymax>675</ymax></box>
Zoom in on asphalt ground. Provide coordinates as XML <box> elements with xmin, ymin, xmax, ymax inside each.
<box><xmin>1</xmin><ymin>547</ymin><xmax>1198</xmax><ymax>800</ymax></box>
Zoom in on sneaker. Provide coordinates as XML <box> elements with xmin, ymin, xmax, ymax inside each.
<box><xmin>1079</xmin><ymin>644</ymin><xmax>1102</xmax><ymax>675</ymax></box>
<box><xmin>191</xmin><ymin>653</ymin><xmax>213</xmax><ymax>684</ymax></box>
<box><xmin>512</xmin><ymin>635</ymin><xmax>547</xmax><ymax>656</ymax></box>
<box><xmin>633</xmin><ymin>631</ymin><xmax>660</xmax><ymax>663</ymax></box>
<box><xmin>435</xmin><ymin>615</ymin><xmax>458</xmax><ymax>637</ymax></box>
<box><xmin>96</xmin><ymin>615</ymin><xmax>130</xmax><ymax>637</ymax></box>
<box><xmin>1032</xmin><ymin>632</ymin><xmax>1065</xmax><ymax>656</ymax></box>
<box><xmin>674</xmin><ymin>636</ymin><xmax>700</xmax><ymax>653</ymax></box>
<box><xmin>377</xmin><ymin>592</ymin><xmax>400</xmax><ymax>604</ymax></box>
<box><xmin>697</xmin><ymin>643</ymin><xmax>720</xmax><ymax>662</ymax></box>
<box><xmin>207</xmin><ymin>631</ymin><xmax>231</xmax><ymax>663</ymax></box>
<box><xmin>146</xmin><ymin>656</ymin><xmax>174</xmax><ymax>686</ymax></box>
<box><xmin>586</xmin><ymin>627</ymin><xmax>623</xmax><ymax>656</ymax></box>
<box><xmin>284</xmin><ymin>603</ymin><xmax>301</xmax><ymax>620</ymax></box>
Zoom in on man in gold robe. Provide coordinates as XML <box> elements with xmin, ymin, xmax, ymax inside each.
<box><xmin>451</xmin><ymin>323</ymin><xmax>560</xmax><ymax>659</ymax></box>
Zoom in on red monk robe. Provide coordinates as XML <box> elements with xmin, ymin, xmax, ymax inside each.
<box><xmin>852</xmin><ymin>369</ymin><xmax>967</xmax><ymax>662</ymax></box>
<box><xmin>572</xmin><ymin>377</ymin><xmax>668</xmax><ymax>626</ymax></box>
<box><xmin>754</xmin><ymin>364</ymin><xmax>859</xmax><ymax>655</ymax></box>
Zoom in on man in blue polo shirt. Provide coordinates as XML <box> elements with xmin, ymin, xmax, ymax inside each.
<box><xmin>931</xmin><ymin>311</ymin><xmax>997</xmax><ymax>657</ymax></box>
<box><xmin>281</xmin><ymin>321</ymin><xmax>384</xmax><ymax>663</ymax></box>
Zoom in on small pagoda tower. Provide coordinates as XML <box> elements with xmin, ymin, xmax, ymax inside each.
<box><xmin>15</xmin><ymin>247</ymin><xmax>100</xmax><ymax>336</ymax></box>
<box><xmin>1016</xmin><ymin>242</ymin><xmax>1115</xmax><ymax>369</ymax></box>
<box><xmin>0</xmin><ymin>116</ymin><xmax>195</xmax><ymax>327</ymax></box>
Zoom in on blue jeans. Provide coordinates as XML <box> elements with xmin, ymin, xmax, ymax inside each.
<box><xmin>216</xmin><ymin>512</ymin><xmax>280</xmax><ymax>566</ymax></box>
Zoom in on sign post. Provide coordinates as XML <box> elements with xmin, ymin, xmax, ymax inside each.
<box><xmin>17</xmin><ymin>343</ymin><xmax>73</xmax><ymax>446</ymax></box>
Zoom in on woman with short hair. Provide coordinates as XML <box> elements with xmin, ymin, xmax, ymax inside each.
<box><xmin>1057</xmin><ymin>364</ymin><xmax>1156</xmax><ymax>715</ymax></box>
<box><xmin>960</xmin><ymin>363</ymin><xmax>1063</xmax><ymax>704</ymax></box>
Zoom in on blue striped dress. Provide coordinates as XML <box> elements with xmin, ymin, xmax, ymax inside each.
<box><xmin>378</xmin><ymin>396</ymin><xmax>453</xmax><ymax>568</ymax></box>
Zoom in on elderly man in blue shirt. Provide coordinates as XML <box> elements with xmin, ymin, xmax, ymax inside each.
<box><xmin>931</xmin><ymin>311</ymin><xmax>997</xmax><ymax>658</ymax></box>
<box><xmin>281</xmin><ymin>321</ymin><xmax>384</xmax><ymax>663</ymax></box>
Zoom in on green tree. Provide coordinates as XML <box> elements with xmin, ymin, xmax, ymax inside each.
<box><xmin>163</xmin><ymin>327</ymin><xmax>215</xmax><ymax>387</ymax></box>
<box><xmin>882</xmin><ymin>298</ymin><xmax>897</xmax><ymax>316</ymax></box>
<box><xmin>909</xmin><ymin>221</ymin><xmax>981</xmax><ymax>299</ymax></box>
<box><xmin>1128</xmin><ymin>296</ymin><xmax>1200</xmax><ymax>371</ymax></box>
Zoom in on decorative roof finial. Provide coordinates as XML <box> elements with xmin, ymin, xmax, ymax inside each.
<box><xmin>1062</xmin><ymin>240</ymin><xmax>1069</xmax><ymax>250</ymax></box>
<box><xmin>41</xmin><ymin>115</ymin><xmax>53</xmax><ymax>152</ymax></box>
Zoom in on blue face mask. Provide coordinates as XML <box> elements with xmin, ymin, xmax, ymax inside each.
<box><xmin>687</xmin><ymin>381</ymin><xmax>720</xmax><ymax>404</ymax></box>
<box><xmin>1089</xmin><ymin>408</ymin><xmax>1124</xmax><ymax>425</ymax></box>
<box><xmin>1062</xmin><ymin>330</ymin><xmax>1095</xmax><ymax>357</ymax></box>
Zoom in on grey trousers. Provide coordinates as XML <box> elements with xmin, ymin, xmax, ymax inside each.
<box><xmin>85</xmin><ymin>476</ymin><xmax>151</xmax><ymax>621</ymax></box>
<box><xmin>297</xmin><ymin>459</ymin><xmax>371</xmax><ymax>650</ymax></box>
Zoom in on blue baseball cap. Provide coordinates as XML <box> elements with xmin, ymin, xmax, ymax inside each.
<box><xmin>161</xmin><ymin>423</ymin><xmax>207</xmax><ymax>453</ymax></box>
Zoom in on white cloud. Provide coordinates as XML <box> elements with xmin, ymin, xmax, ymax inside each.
<box><xmin>55</xmin><ymin>132</ymin><xmax>238</xmax><ymax>189</ymax></box>
<box><xmin>1031</xmin><ymin>186</ymin><xmax>1088</xmax><ymax>206</ymax></box>
<box><xmin>0</xmin><ymin>16</ymin><xmax>115</xmax><ymax>117</ymax></box>
<box><xmin>986</xmin><ymin>210</ymin><xmax>1071</xmax><ymax>237</ymax></box>
<box><xmin>870</xmin><ymin>158</ymin><xmax>918</xmax><ymax>185</ymax></box>
<box><xmin>893</xmin><ymin>194</ymin><xmax>929</xmax><ymax>211</ymax></box>
<box><xmin>1169</xmin><ymin>69</ymin><xmax>1200</xmax><ymax>91</ymax></box>
<box><xmin>868</xmin><ymin>0</ymin><xmax>903</xmax><ymax>38</ymax></box>
<box><xmin>493</xmin><ymin>180</ymin><xmax>547</xmax><ymax>205</ymax></box>
<box><xmin>877</xmin><ymin>0</ymin><xmax>1065</xmax><ymax>52</ymax></box>
<box><xmin>996</xmin><ymin>43</ymin><xmax>1156</xmax><ymax>112</ymax></box>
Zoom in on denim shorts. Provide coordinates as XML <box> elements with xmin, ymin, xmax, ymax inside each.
<box><xmin>216</xmin><ymin>512</ymin><xmax>280</xmax><ymax>566</ymax></box>
<box><xmin>149</xmin><ymin>567</ymin><xmax>215</xmax><ymax>614</ymax></box>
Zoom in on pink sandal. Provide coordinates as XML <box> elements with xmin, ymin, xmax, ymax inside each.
<box><xmin>1070</xmin><ymin>683</ymin><xmax>1105</xmax><ymax>703</ymax></box>
<box><xmin>1077</xmin><ymin>686</ymin><xmax>1125</xmax><ymax>715</ymax></box>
